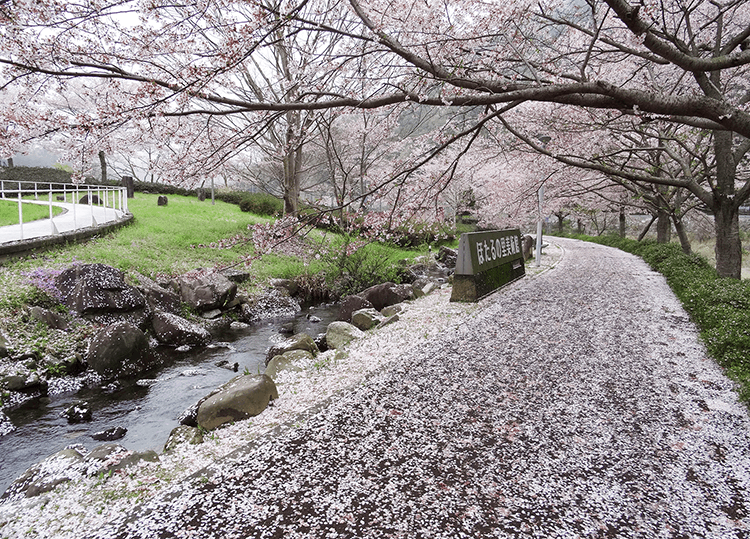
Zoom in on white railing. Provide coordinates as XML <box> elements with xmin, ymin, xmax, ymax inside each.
<box><xmin>0</xmin><ymin>181</ymin><xmax>129</xmax><ymax>241</ymax></box>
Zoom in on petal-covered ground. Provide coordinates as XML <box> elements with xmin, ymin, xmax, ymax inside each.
<box><xmin>84</xmin><ymin>238</ymin><xmax>750</xmax><ymax>538</ymax></box>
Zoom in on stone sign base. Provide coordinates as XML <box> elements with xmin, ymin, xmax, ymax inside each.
<box><xmin>450</xmin><ymin>258</ymin><xmax>525</xmax><ymax>302</ymax></box>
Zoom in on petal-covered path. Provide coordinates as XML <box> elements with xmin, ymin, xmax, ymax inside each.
<box><xmin>93</xmin><ymin>238</ymin><xmax>750</xmax><ymax>538</ymax></box>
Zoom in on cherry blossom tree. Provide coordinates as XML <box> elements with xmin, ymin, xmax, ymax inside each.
<box><xmin>2</xmin><ymin>0</ymin><xmax>750</xmax><ymax>275</ymax></box>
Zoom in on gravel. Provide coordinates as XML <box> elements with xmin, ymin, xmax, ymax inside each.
<box><xmin>3</xmin><ymin>237</ymin><xmax>750</xmax><ymax>538</ymax></box>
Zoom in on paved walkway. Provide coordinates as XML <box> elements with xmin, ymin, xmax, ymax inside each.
<box><xmin>0</xmin><ymin>200</ymin><xmax>126</xmax><ymax>244</ymax></box>
<box><xmin>76</xmin><ymin>238</ymin><xmax>748</xmax><ymax>537</ymax></box>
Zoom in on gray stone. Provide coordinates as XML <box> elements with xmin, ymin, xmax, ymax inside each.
<box><xmin>414</xmin><ymin>281</ymin><xmax>438</xmax><ymax>298</ymax></box>
<box><xmin>0</xmin><ymin>365</ymin><xmax>44</xmax><ymax>392</ymax></box>
<box><xmin>61</xmin><ymin>401</ymin><xmax>92</xmax><ymax>423</ymax></box>
<box><xmin>196</xmin><ymin>374</ymin><xmax>278</xmax><ymax>431</ymax></box>
<box><xmin>92</xmin><ymin>426</ymin><xmax>127</xmax><ymax>441</ymax></box>
<box><xmin>79</xmin><ymin>194</ymin><xmax>102</xmax><ymax>205</ymax></box>
<box><xmin>265</xmin><ymin>333</ymin><xmax>318</xmax><ymax>364</ymax></box>
<box><xmin>151</xmin><ymin>311</ymin><xmax>211</xmax><ymax>347</ymax></box>
<box><xmin>109</xmin><ymin>450</ymin><xmax>159</xmax><ymax>471</ymax></box>
<box><xmin>220</xmin><ymin>268</ymin><xmax>251</xmax><ymax>283</ymax></box>
<box><xmin>522</xmin><ymin>234</ymin><xmax>534</xmax><ymax>261</ymax></box>
<box><xmin>264</xmin><ymin>350</ymin><xmax>312</xmax><ymax>379</ymax></box>
<box><xmin>240</xmin><ymin>290</ymin><xmax>301</xmax><ymax>322</ymax></box>
<box><xmin>157</xmin><ymin>195</ymin><xmax>168</xmax><ymax>206</ymax></box>
<box><xmin>359</xmin><ymin>282</ymin><xmax>413</xmax><ymax>311</ymax></box>
<box><xmin>0</xmin><ymin>410</ymin><xmax>16</xmax><ymax>436</ymax></box>
<box><xmin>86</xmin><ymin>322</ymin><xmax>151</xmax><ymax>379</ymax></box>
<box><xmin>164</xmin><ymin>425</ymin><xmax>204</xmax><ymax>452</ymax></box>
<box><xmin>325</xmin><ymin>321</ymin><xmax>365</xmax><ymax>350</ymax></box>
<box><xmin>2</xmin><ymin>447</ymin><xmax>85</xmax><ymax>499</ymax></box>
<box><xmin>201</xmin><ymin>308</ymin><xmax>223</xmax><ymax>319</ymax></box>
<box><xmin>84</xmin><ymin>444</ymin><xmax>159</xmax><ymax>475</ymax></box>
<box><xmin>437</xmin><ymin>246</ymin><xmax>457</xmax><ymax>268</ymax></box>
<box><xmin>178</xmin><ymin>272</ymin><xmax>237</xmax><ymax>312</ymax></box>
<box><xmin>376</xmin><ymin>313</ymin><xmax>400</xmax><ymax>329</ymax></box>
<box><xmin>30</xmin><ymin>306</ymin><xmax>68</xmax><ymax>330</ymax></box>
<box><xmin>269</xmin><ymin>278</ymin><xmax>298</xmax><ymax>296</ymax></box>
<box><xmin>0</xmin><ymin>332</ymin><xmax>8</xmax><ymax>358</ymax></box>
<box><xmin>351</xmin><ymin>308</ymin><xmax>384</xmax><ymax>331</ymax></box>
<box><xmin>381</xmin><ymin>303</ymin><xmax>405</xmax><ymax>317</ymax></box>
<box><xmin>43</xmin><ymin>354</ymin><xmax>85</xmax><ymax>376</ymax></box>
<box><xmin>337</xmin><ymin>295</ymin><xmax>373</xmax><ymax>323</ymax></box>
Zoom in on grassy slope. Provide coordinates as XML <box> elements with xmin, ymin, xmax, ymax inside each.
<box><xmin>4</xmin><ymin>193</ymin><xmax>269</xmax><ymax>277</ymax></box>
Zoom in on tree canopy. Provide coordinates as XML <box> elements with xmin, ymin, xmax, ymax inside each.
<box><xmin>1</xmin><ymin>0</ymin><xmax>749</xmax><ymax>275</ymax></box>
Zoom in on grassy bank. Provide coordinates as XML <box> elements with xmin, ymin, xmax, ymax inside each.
<box><xmin>564</xmin><ymin>233</ymin><xmax>750</xmax><ymax>402</ymax></box>
<box><xmin>0</xmin><ymin>193</ymin><xmax>426</xmax><ymax>363</ymax></box>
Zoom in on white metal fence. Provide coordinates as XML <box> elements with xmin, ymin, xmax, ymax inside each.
<box><xmin>0</xmin><ymin>181</ymin><xmax>129</xmax><ymax>241</ymax></box>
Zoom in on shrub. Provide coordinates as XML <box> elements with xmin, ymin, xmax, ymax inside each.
<box><xmin>236</xmin><ymin>193</ymin><xmax>283</xmax><ymax>216</ymax></box>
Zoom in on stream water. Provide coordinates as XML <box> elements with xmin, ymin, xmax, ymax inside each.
<box><xmin>0</xmin><ymin>304</ymin><xmax>340</xmax><ymax>494</ymax></box>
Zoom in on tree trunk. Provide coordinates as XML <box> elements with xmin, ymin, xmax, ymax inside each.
<box><xmin>98</xmin><ymin>151</ymin><xmax>107</xmax><ymax>183</ymax></box>
<box><xmin>714</xmin><ymin>203</ymin><xmax>741</xmax><ymax>278</ymax></box>
<box><xmin>712</xmin><ymin>131</ymin><xmax>742</xmax><ymax>279</ymax></box>
<box><xmin>619</xmin><ymin>207</ymin><xmax>626</xmax><ymax>238</ymax></box>
<box><xmin>656</xmin><ymin>209</ymin><xmax>671</xmax><ymax>243</ymax></box>
<box><xmin>7</xmin><ymin>157</ymin><xmax>13</xmax><ymax>167</ymax></box>
<box><xmin>282</xmin><ymin>113</ymin><xmax>302</xmax><ymax>216</ymax></box>
<box><xmin>556</xmin><ymin>213</ymin><xmax>565</xmax><ymax>233</ymax></box>
<box><xmin>577</xmin><ymin>218</ymin><xmax>584</xmax><ymax>234</ymax></box>
<box><xmin>672</xmin><ymin>215</ymin><xmax>692</xmax><ymax>254</ymax></box>
<box><xmin>637</xmin><ymin>215</ymin><xmax>657</xmax><ymax>241</ymax></box>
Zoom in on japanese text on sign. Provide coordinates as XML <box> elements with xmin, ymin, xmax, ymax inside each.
<box><xmin>475</xmin><ymin>234</ymin><xmax>521</xmax><ymax>267</ymax></box>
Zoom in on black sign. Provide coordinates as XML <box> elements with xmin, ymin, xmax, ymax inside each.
<box><xmin>450</xmin><ymin>228</ymin><xmax>525</xmax><ymax>302</ymax></box>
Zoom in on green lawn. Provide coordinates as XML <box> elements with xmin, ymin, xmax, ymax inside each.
<box><xmin>1</xmin><ymin>191</ymin><xmax>427</xmax><ymax>303</ymax></box>
<box><xmin>0</xmin><ymin>199</ymin><xmax>64</xmax><ymax>226</ymax></box>
<box><xmin>7</xmin><ymin>193</ymin><xmax>272</xmax><ymax>277</ymax></box>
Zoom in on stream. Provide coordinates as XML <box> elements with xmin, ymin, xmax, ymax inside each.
<box><xmin>0</xmin><ymin>304</ymin><xmax>340</xmax><ymax>494</ymax></box>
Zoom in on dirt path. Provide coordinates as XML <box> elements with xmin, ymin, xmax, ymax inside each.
<box><xmin>91</xmin><ymin>237</ymin><xmax>750</xmax><ymax>538</ymax></box>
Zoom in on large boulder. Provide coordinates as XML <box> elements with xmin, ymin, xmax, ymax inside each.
<box><xmin>132</xmin><ymin>272</ymin><xmax>182</xmax><ymax>314</ymax></box>
<box><xmin>351</xmin><ymin>308</ymin><xmax>384</xmax><ymax>331</ymax></box>
<box><xmin>196</xmin><ymin>374</ymin><xmax>278</xmax><ymax>431</ymax></box>
<box><xmin>325</xmin><ymin>321</ymin><xmax>365</xmax><ymax>350</ymax></box>
<box><xmin>2</xmin><ymin>447</ymin><xmax>86</xmax><ymax>500</ymax></box>
<box><xmin>83</xmin><ymin>443</ymin><xmax>159</xmax><ymax>476</ymax></box>
<box><xmin>265</xmin><ymin>333</ymin><xmax>318</xmax><ymax>364</ymax></box>
<box><xmin>337</xmin><ymin>295</ymin><xmax>373</xmax><ymax>323</ymax></box>
<box><xmin>86</xmin><ymin>322</ymin><xmax>152</xmax><ymax>379</ymax></box>
<box><xmin>178</xmin><ymin>272</ymin><xmax>237</xmax><ymax>312</ymax></box>
<box><xmin>359</xmin><ymin>282</ymin><xmax>413</xmax><ymax>311</ymax></box>
<box><xmin>0</xmin><ymin>363</ymin><xmax>46</xmax><ymax>393</ymax></box>
<box><xmin>0</xmin><ymin>332</ymin><xmax>8</xmax><ymax>358</ymax></box>
<box><xmin>151</xmin><ymin>311</ymin><xmax>211</xmax><ymax>347</ymax></box>
<box><xmin>55</xmin><ymin>264</ymin><xmax>147</xmax><ymax>327</ymax></box>
<box><xmin>240</xmin><ymin>290</ymin><xmax>301</xmax><ymax>323</ymax></box>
